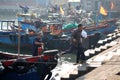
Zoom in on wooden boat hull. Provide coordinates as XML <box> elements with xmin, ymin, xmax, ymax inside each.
<box><xmin>0</xmin><ymin>50</ymin><xmax>58</xmax><ymax>80</ymax></box>
<box><xmin>0</xmin><ymin>30</ymin><xmax>101</xmax><ymax>52</ymax></box>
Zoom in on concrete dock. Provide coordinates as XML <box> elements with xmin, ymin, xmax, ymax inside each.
<box><xmin>51</xmin><ymin>28</ymin><xmax>120</xmax><ymax>80</ymax></box>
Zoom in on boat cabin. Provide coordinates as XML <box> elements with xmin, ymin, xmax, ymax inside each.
<box><xmin>0</xmin><ymin>21</ymin><xmax>15</xmax><ymax>31</ymax></box>
<box><xmin>47</xmin><ymin>22</ymin><xmax>63</xmax><ymax>36</ymax></box>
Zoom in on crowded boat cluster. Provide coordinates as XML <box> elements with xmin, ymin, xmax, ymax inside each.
<box><xmin>0</xmin><ymin>0</ymin><xmax>120</xmax><ymax>80</ymax></box>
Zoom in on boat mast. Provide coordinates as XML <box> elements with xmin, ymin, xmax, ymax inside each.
<box><xmin>108</xmin><ymin>1</ymin><xmax>111</xmax><ymax>19</ymax></box>
<box><xmin>94</xmin><ymin>0</ymin><xmax>98</xmax><ymax>27</ymax></box>
<box><xmin>18</xmin><ymin>22</ymin><xmax>21</xmax><ymax>58</ymax></box>
<box><xmin>94</xmin><ymin>0</ymin><xmax>101</xmax><ymax>27</ymax></box>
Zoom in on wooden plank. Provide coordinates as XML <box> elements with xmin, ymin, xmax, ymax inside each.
<box><xmin>76</xmin><ymin>55</ymin><xmax>120</xmax><ymax>80</ymax></box>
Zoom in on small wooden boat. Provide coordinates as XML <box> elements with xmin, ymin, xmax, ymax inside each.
<box><xmin>0</xmin><ymin>49</ymin><xmax>59</xmax><ymax>80</ymax></box>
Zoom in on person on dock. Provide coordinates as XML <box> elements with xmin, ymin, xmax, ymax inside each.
<box><xmin>32</xmin><ymin>32</ymin><xmax>44</xmax><ymax>56</ymax></box>
<box><xmin>61</xmin><ymin>24</ymin><xmax>87</xmax><ymax>64</ymax></box>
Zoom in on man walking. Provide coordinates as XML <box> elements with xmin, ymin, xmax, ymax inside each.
<box><xmin>61</xmin><ymin>24</ymin><xmax>87</xmax><ymax>64</ymax></box>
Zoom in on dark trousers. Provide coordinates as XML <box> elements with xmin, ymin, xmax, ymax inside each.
<box><xmin>40</xmin><ymin>71</ymin><xmax>52</xmax><ymax>80</ymax></box>
<box><xmin>64</xmin><ymin>44</ymin><xmax>86</xmax><ymax>63</ymax></box>
<box><xmin>76</xmin><ymin>45</ymin><xmax>86</xmax><ymax>63</ymax></box>
<box><xmin>64</xmin><ymin>44</ymin><xmax>76</xmax><ymax>54</ymax></box>
<box><xmin>37</xmin><ymin>59</ymin><xmax>52</xmax><ymax>80</ymax></box>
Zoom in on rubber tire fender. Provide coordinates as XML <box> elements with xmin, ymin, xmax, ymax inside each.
<box><xmin>12</xmin><ymin>59</ymin><xmax>30</xmax><ymax>74</ymax></box>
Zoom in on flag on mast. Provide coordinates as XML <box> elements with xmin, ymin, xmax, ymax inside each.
<box><xmin>60</xmin><ymin>6</ymin><xmax>64</xmax><ymax>15</ymax></box>
<box><xmin>111</xmin><ymin>2</ymin><xmax>114</xmax><ymax>10</ymax></box>
<box><xmin>100</xmin><ymin>6</ymin><xmax>107</xmax><ymax>16</ymax></box>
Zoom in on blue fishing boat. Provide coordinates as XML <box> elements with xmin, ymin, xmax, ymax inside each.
<box><xmin>0</xmin><ymin>12</ymin><xmax>118</xmax><ymax>51</ymax></box>
<box><xmin>0</xmin><ymin>13</ymin><xmax>43</xmax><ymax>46</ymax></box>
<box><xmin>0</xmin><ymin>0</ymin><xmax>118</xmax><ymax>51</ymax></box>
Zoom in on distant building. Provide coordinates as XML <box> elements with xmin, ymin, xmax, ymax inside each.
<box><xmin>50</xmin><ymin>0</ymin><xmax>67</xmax><ymax>5</ymax></box>
<box><xmin>67</xmin><ymin>0</ymin><xmax>81</xmax><ymax>8</ymax></box>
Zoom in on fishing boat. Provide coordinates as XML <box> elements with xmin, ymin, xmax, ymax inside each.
<box><xmin>0</xmin><ymin>13</ymin><xmax>45</xmax><ymax>47</ymax></box>
<box><xmin>0</xmin><ymin>49</ymin><xmax>59</xmax><ymax>80</ymax></box>
<box><xmin>85</xmin><ymin>18</ymin><xmax>118</xmax><ymax>35</ymax></box>
<box><xmin>0</xmin><ymin>0</ymin><xmax>118</xmax><ymax>51</ymax></box>
<box><xmin>62</xmin><ymin>0</ymin><xmax>118</xmax><ymax>35</ymax></box>
<box><xmin>60</xmin><ymin>0</ymin><xmax>118</xmax><ymax>49</ymax></box>
<box><xmin>0</xmin><ymin>13</ymin><xmax>60</xmax><ymax>80</ymax></box>
<box><xmin>0</xmin><ymin>14</ymin><xmax>118</xmax><ymax>51</ymax></box>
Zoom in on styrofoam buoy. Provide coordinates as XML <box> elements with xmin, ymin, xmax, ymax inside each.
<box><xmin>84</xmin><ymin>50</ymin><xmax>90</xmax><ymax>56</ymax></box>
<box><xmin>89</xmin><ymin>49</ymin><xmax>95</xmax><ymax>54</ymax></box>
<box><xmin>104</xmin><ymin>43</ymin><xmax>111</xmax><ymax>49</ymax></box>
<box><xmin>100</xmin><ymin>45</ymin><xmax>107</xmax><ymax>50</ymax></box>
<box><xmin>112</xmin><ymin>35</ymin><xmax>117</xmax><ymax>40</ymax></box>
<box><xmin>109</xmin><ymin>41</ymin><xmax>118</xmax><ymax>46</ymax></box>
<box><xmin>107</xmin><ymin>37</ymin><xmax>112</xmax><ymax>43</ymax></box>
<box><xmin>94</xmin><ymin>47</ymin><xmax>101</xmax><ymax>54</ymax></box>
<box><xmin>116</xmin><ymin>33</ymin><xmax>120</xmax><ymax>37</ymax></box>
<box><xmin>107</xmin><ymin>33</ymin><xmax>113</xmax><ymax>37</ymax></box>
<box><xmin>97</xmin><ymin>40</ymin><xmax>104</xmax><ymax>47</ymax></box>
